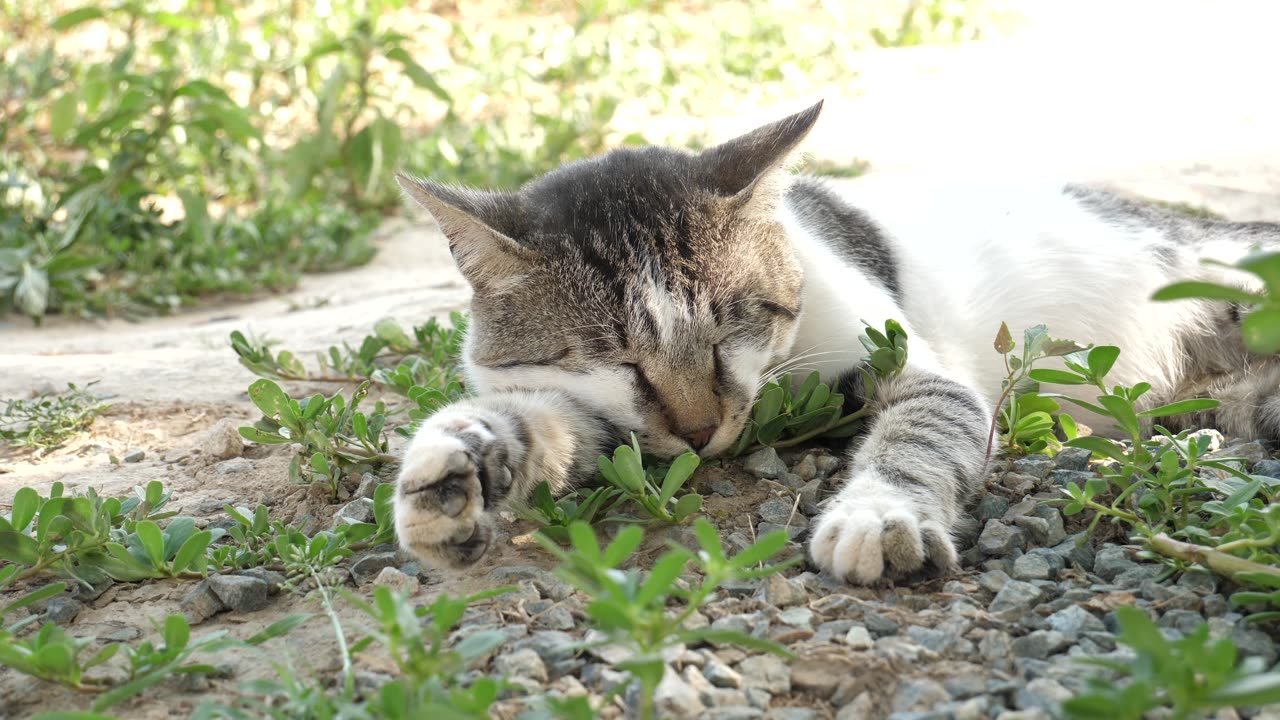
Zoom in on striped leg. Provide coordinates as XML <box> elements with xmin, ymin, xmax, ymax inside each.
<box><xmin>809</xmin><ymin>368</ymin><xmax>990</xmax><ymax>584</ymax></box>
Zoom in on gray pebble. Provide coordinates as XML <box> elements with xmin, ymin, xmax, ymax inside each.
<box><xmin>1030</xmin><ymin>505</ymin><xmax>1067</xmax><ymax>545</ymax></box>
<box><xmin>814</xmin><ymin>455</ymin><xmax>842</xmax><ymax>478</ymax></box>
<box><xmin>1233</xmin><ymin>623</ymin><xmax>1279</xmax><ymax>665</ymax></box>
<box><xmin>989</xmin><ymin>580</ymin><xmax>1044</xmax><ymax>614</ymax></box>
<box><xmin>1046</xmin><ymin>605</ymin><xmax>1105</xmax><ymax>640</ymax></box>
<box><xmin>493</xmin><ymin>647</ymin><xmax>548</xmax><ymax>683</ymax></box>
<box><xmin>777</xmin><ymin>607</ymin><xmax>813</xmax><ymax>628</ymax></box>
<box><xmin>844</xmin><ymin>624</ymin><xmax>874</xmax><ymax>649</ymax></box>
<box><xmin>1048</xmin><ymin>469</ymin><xmax>1095</xmax><ymax>488</ymax></box>
<box><xmin>704</xmin><ymin>659</ymin><xmax>744</xmax><ymax>688</ymax></box>
<box><xmin>761</xmin><ymin>574</ymin><xmax>807</xmax><ymax>608</ymax></box>
<box><xmin>979</xmin><ymin>569</ymin><xmax>1010</xmax><ymax>594</ymax></box>
<box><xmin>797</xmin><ymin>479</ymin><xmax>823</xmax><ymax>516</ymax></box>
<box><xmin>350</xmin><ymin>551</ymin><xmax>400</xmax><ymax>584</ymax></box>
<box><xmin>978</xmin><ymin>520</ymin><xmax>1026</xmax><ymax>556</ymax></box>
<box><xmin>705</xmin><ymin>709</ymin><xmax>764</xmax><ymax>720</ymax></box>
<box><xmin>214</xmin><ymin>457</ymin><xmax>253</xmax><ymax>475</ymax></box>
<box><xmin>975</xmin><ymin>495</ymin><xmax>1009</xmax><ymax>523</ymax></box>
<box><xmin>1011</xmin><ymin>455</ymin><xmax>1054</xmax><ymax>478</ymax></box>
<box><xmin>892</xmin><ymin>678</ymin><xmax>951</xmax><ymax>712</ymax></box>
<box><xmin>1011</xmin><ymin>630</ymin><xmax>1069</xmax><ymax>659</ymax></box>
<box><xmin>759</xmin><ymin>497</ymin><xmax>805</xmax><ymax>527</ymax></box>
<box><xmin>1252</xmin><ymin>458</ymin><xmax>1280</xmax><ymax>478</ymax></box>
<box><xmin>793</xmin><ymin>455</ymin><xmax>818</xmax><ymax>481</ymax></box>
<box><xmin>373</xmin><ymin>567</ymin><xmax>418</xmax><ymax>595</ymax></box>
<box><xmin>208</xmin><ymin>574</ymin><xmax>272</xmax><ymax>612</ymax></box>
<box><xmin>738</xmin><ymin>654</ymin><xmax>791</xmax><ymax>694</ymax></box>
<box><xmin>1015</xmin><ymin>678</ymin><xmax>1072</xmax><ymax>711</ymax></box>
<box><xmin>1054</xmin><ymin>447</ymin><xmax>1092</xmax><ymax>472</ymax></box>
<box><xmin>43</xmin><ymin>596</ymin><xmax>81</xmax><ymax>624</ymax></box>
<box><xmin>534</xmin><ymin>604</ymin><xmax>576</xmax><ymax>631</ymax></box>
<box><xmin>122</xmin><ymin>449</ymin><xmax>146</xmax><ymax>463</ymax></box>
<box><xmin>710</xmin><ymin>479</ymin><xmax>739</xmax><ymax>497</ymax></box>
<box><xmin>765</xmin><ymin>710</ymin><xmax>818</xmax><ymax>720</ymax></box>
<box><xmin>1011</xmin><ymin>553</ymin><xmax>1052</xmax><ymax>581</ymax></box>
<box><xmin>756</xmin><ymin>522</ymin><xmax>805</xmax><ymax>540</ymax></box>
<box><xmin>864</xmin><ymin>610</ymin><xmax>900</xmax><ymax>637</ymax></box>
<box><xmin>331</xmin><ymin>498</ymin><xmax>374</xmax><ymax>527</ymax></box>
<box><xmin>1093</xmin><ymin>545</ymin><xmax>1137</xmax><ymax>581</ymax></box>
<box><xmin>489</xmin><ymin>565</ymin><xmax>543</xmax><ymax>583</ymax></box>
<box><xmin>180</xmin><ymin>580</ymin><xmax>225</xmax><ymax>623</ymax></box>
<box><xmin>743</xmin><ymin>448</ymin><xmax>788</xmax><ymax>480</ymax></box>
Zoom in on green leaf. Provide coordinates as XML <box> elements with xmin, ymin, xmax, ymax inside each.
<box><xmin>10</xmin><ymin>487</ymin><xmax>39</xmax><ymax>533</ymax></box>
<box><xmin>1086</xmin><ymin>346</ymin><xmax>1121</xmax><ymax>378</ymax></box>
<box><xmin>1137</xmin><ymin>398</ymin><xmax>1219</xmax><ymax>418</ymax></box>
<box><xmin>610</xmin><ymin>445</ymin><xmax>646</xmax><ymax>494</ymax></box>
<box><xmin>1205</xmin><ymin>672</ymin><xmax>1280</xmax><ymax>706</ymax></box>
<box><xmin>678</xmin><ymin>628</ymin><xmax>792</xmax><ymax>657</ymax></box>
<box><xmin>163</xmin><ymin>613</ymin><xmax>190</xmax><ymax>653</ymax></box>
<box><xmin>49</xmin><ymin>92</ymin><xmax>78</xmax><ymax>139</ymax></box>
<box><xmin>753</xmin><ymin>386</ymin><xmax>786</xmax><ymax>426</ymax></box>
<box><xmin>247</xmin><ymin>379</ymin><xmax>291</xmax><ymax>421</ymax></box>
<box><xmin>1064</xmin><ymin>436</ymin><xmax>1128</xmax><ymax>462</ymax></box>
<box><xmin>1242</xmin><ymin>307</ymin><xmax>1280</xmax><ymax>354</ymax></box>
<box><xmin>1098</xmin><ymin>395</ymin><xmax>1141</xmax><ymax>437</ymax></box>
<box><xmin>673</xmin><ymin>493</ymin><xmax>702</xmax><ymax>521</ymax></box>
<box><xmin>601</xmin><ymin>525</ymin><xmax>643</xmax><ymax>568</ymax></box>
<box><xmin>730</xmin><ymin>530</ymin><xmax>789</xmax><ymax>568</ymax></box>
<box><xmin>171</xmin><ymin>530</ymin><xmax>212</xmax><ymax>575</ymax></box>
<box><xmin>659</xmin><ymin>452</ymin><xmax>700</xmax><ymax>506</ymax></box>
<box><xmin>237</xmin><ymin>426</ymin><xmax>289</xmax><ymax>444</ymax></box>
<box><xmin>2</xmin><ymin>582</ymin><xmax>67</xmax><ymax>618</ymax></box>
<box><xmin>1152</xmin><ymin>280</ymin><xmax>1261</xmax><ymax>304</ymax></box>
<box><xmin>135</xmin><ymin>521</ymin><xmax>165</xmax><ymax>568</ymax></box>
<box><xmin>385</xmin><ymin>47</ymin><xmax>452</xmax><ymax>101</ymax></box>
<box><xmin>50</xmin><ymin>6</ymin><xmax>105</xmax><ymax>30</ymax></box>
<box><xmin>635</xmin><ymin>550</ymin><xmax>690</xmax><ymax>607</ymax></box>
<box><xmin>1027</xmin><ymin>369</ymin><xmax>1088</xmax><ymax>386</ymax></box>
<box><xmin>246</xmin><ymin>614</ymin><xmax>313</xmax><ymax>645</ymax></box>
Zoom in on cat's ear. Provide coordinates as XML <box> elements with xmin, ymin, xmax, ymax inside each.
<box><xmin>396</xmin><ymin>173</ymin><xmax>538</xmax><ymax>291</ymax></box>
<box><xmin>698</xmin><ymin>100</ymin><xmax>823</xmax><ymax>216</ymax></box>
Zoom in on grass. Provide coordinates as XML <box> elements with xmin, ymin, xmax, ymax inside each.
<box><xmin>0</xmin><ymin>382</ymin><xmax>109</xmax><ymax>453</ymax></box>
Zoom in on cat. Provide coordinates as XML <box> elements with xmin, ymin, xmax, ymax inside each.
<box><xmin>392</xmin><ymin>100</ymin><xmax>1279</xmax><ymax>585</ymax></box>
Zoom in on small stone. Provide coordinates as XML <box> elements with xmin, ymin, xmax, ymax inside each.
<box><xmin>979</xmin><ymin>569</ymin><xmax>1010</xmax><ymax>594</ymax></box>
<box><xmin>844</xmin><ymin>625</ymin><xmax>873</xmax><ymax>649</ymax></box>
<box><xmin>791</xmin><ymin>655</ymin><xmax>854</xmax><ymax>699</ymax></box>
<box><xmin>1015</xmin><ymin>678</ymin><xmax>1071</xmax><ymax>711</ymax></box>
<box><xmin>989</xmin><ymin>580</ymin><xmax>1044</xmax><ymax>614</ymax></box>
<box><xmin>766</xmin><ymin>710</ymin><xmax>818</xmax><ymax>720</ymax></box>
<box><xmin>838</xmin><ymin>693</ymin><xmax>876</xmax><ymax>719</ymax></box>
<box><xmin>43</xmin><ymin>596</ymin><xmax>81</xmax><ymax>624</ymax></box>
<box><xmin>207</xmin><ymin>574</ymin><xmax>272</xmax><ymax>612</ymax></box>
<box><xmin>180</xmin><ymin>580</ymin><xmax>225</xmax><ymax>623</ymax></box>
<box><xmin>355</xmin><ymin>472</ymin><xmax>380</xmax><ymax>499</ymax></box>
<box><xmin>759</xmin><ymin>497</ymin><xmax>805</xmax><ymax>527</ymax></box>
<box><xmin>1046</xmin><ymin>606</ymin><xmax>1106</xmax><ymax>640</ymax></box>
<box><xmin>1252</xmin><ymin>458</ymin><xmax>1280</xmax><ymax>479</ymax></box>
<box><xmin>331</xmin><ymin>498</ymin><xmax>375</xmax><ymax>527</ymax></box>
<box><xmin>978</xmin><ymin>520</ymin><xmax>1026</xmax><ymax>556</ymax></box>
<box><xmin>780</xmin><ymin>472</ymin><xmax>807</xmax><ymax>489</ymax></box>
<box><xmin>1051</xmin><ymin>534</ymin><xmax>1096</xmax><ymax>571</ymax></box>
<box><xmin>814</xmin><ymin>455</ymin><xmax>842</xmax><ymax>478</ymax></box>
<box><xmin>864</xmin><ymin>610</ymin><xmax>900</xmax><ymax>637</ymax></box>
<box><xmin>762</xmin><ymin>575</ymin><xmax>807</xmax><ymax>608</ymax></box>
<box><xmin>797</xmin><ymin>479</ymin><xmax>823</xmax><ymax>516</ymax></box>
<box><xmin>743</xmin><ymin>448</ymin><xmax>788</xmax><ymax>480</ymax></box>
<box><xmin>350</xmin><ymin>551</ymin><xmax>400</xmax><ymax>584</ymax></box>
<box><xmin>104</xmin><ymin>625</ymin><xmax>142</xmax><ymax>642</ymax></box>
<box><xmin>1001</xmin><ymin>473</ymin><xmax>1038</xmax><ymax>494</ymax></box>
<box><xmin>1094</xmin><ymin>546</ymin><xmax>1137</xmax><ymax>581</ymax></box>
<box><xmin>373</xmin><ymin>567</ymin><xmax>419</xmax><ymax>595</ymax></box>
<box><xmin>1011</xmin><ymin>630</ymin><xmax>1069</xmax><ymax>659</ymax></box>
<box><xmin>794</xmin><ymin>455</ymin><xmax>818</xmax><ymax>481</ymax></box>
<box><xmin>975</xmin><ymin>495</ymin><xmax>1009</xmax><ymax>523</ymax></box>
<box><xmin>654</xmin><ymin>664</ymin><xmax>705</xmax><ymax>717</ymax></box>
<box><xmin>195</xmin><ymin>418</ymin><xmax>244</xmax><ymax>461</ymax></box>
<box><xmin>214</xmin><ymin>457</ymin><xmax>253</xmax><ymax>475</ymax></box>
<box><xmin>704</xmin><ymin>659</ymin><xmax>744</xmax><ymax>688</ymax></box>
<box><xmin>705</xmin><ymin>709</ymin><xmax>764</xmax><ymax>720</ymax></box>
<box><xmin>892</xmin><ymin>678</ymin><xmax>951</xmax><ymax>712</ymax></box>
<box><xmin>1030</xmin><ymin>505</ymin><xmax>1067</xmax><ymax>545</ymax></box>
<box><xmin>493</xmin><ymin>648</ymin><xmax>548</xmax><ymax>683</ymax></box>
<box><xmin>534</xmin><ymin>605</ymin><xmax>575</xmax><ymax>631</ymax></box>
<box><xmin>1054</xmin><ymin>447</ymin><xmax>1093</xmax><ymax>472</ymax></box>
<box><xmin>1048</xmin><ymin>469</ymin><xmax>1094</xmax><ymax>488</ymax></box>
<box><xmin>710</xmin><ymin>479</ymin><xmax>739</xmax><ymax>497</ymax></box>
<box><xmin>1012</xmin><ymin>553</ymin><xmax>1052</xmax><ymax>581</ymax></box>
<box><xmin>756</xmin><ymin>522</ymin><xmax>805</xmax><ymax>540</ymax></box>
<box><xmin>1233</xmin><ymin>623</ymin><xmax>1279</xmax><ymax>665</ymax></box>
<box><xmin>489</xmin><ymin>565</ymin><xmax>543</xmax><ymax>583</ymax></box>
<box><xmin>1186</xmin><ymin>429</ymin><xmax>1225</xmax><ymax>452</ymax></box>
<box><xmin>122</xmin><ymin>449</ymin><xmax>145</xmax><ymax>463</ymax></box>
<box><xmin>1011</xmin><ymin>455</ymin><xmax>1054</xmax><ymax>478</ymax></box>
<box><xmin>1210</xmin><ymin>440</ymin><xmax>1268</xmax><ymax>466</ymax></box>
<box><xmin>738</xmin><ymin>654</ymin><xmax>791</xmax><ymax>694</ymax></box>
<box><xmin>778</xmin><ymin>607</ymin><xmax>813</xmax><ymax>628</ymax></box>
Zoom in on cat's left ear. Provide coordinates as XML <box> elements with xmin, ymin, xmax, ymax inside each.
<box><xmin>698</xmin><ymin>100</ymin><xmax>823</xmax><ymax>213</ymax></box>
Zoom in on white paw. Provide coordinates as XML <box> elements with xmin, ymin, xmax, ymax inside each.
<box><xmin>394</xmin><ymin>417</ymin><xmax>505</xmax><ymax>567</ymax></box>
<box><xmin>808</xmin><ymin>482</ymin><xmax>957</xmax><ymax>585</ymax></box>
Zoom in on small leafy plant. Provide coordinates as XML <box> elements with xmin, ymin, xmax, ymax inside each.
<box><xmin>731</xmin><ymin>319</ymin><xmax>910</xmax><ymax>455</ymax></box>
<box><xmin>596</xmin><ymin>435</ymin><xmax>703</xmax><ymax>524</ymax></box>
<box><xmin>1064</xmin><ymin>605</ymin><xmax>1280</xmax><ymax>720</ymax></box>
<box><xmin>536</xmin><ymin>520</ymin><xmax>798</xmax><ymax>720</ymax></box>
<box><xmin>1154</xmin><ymin>249</ymin><xmax>1280</xmax><ymax>353</ymax></box>
<box><xmin>0</xmin><ymin>382</ymin><xmax>109</xmax><ymax>452</ymax></box>
<box><xmin>989</xmin><ymin>322</ymin><xmax>1087</xmax><ymax>456</ymax></box>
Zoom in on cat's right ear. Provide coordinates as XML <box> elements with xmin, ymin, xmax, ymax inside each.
<box><xmin>698</xmin><ymin>100</ymin><xmax>823</xmax><ymax>219</ymax></box>
<box><xmin>396</xmin><ymin>174</ymin><xmax>539</xmax><ymax>292</ymax></box>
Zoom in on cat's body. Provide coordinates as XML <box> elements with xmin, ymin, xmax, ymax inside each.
<box><xmin>393</xmin><ymin>102</ymin><xmax>1279</xmax><ymax>584</ymax></box>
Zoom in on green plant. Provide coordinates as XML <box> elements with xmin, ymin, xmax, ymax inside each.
<box><xmin>1154</xmin><ymin>249</ymin><xmax>1280</xmax><ymax>353</ymax></box>
<box><xmin>1063</xmin><ymin>606</ymin><xmax>1280</xmax><ymax>720</ymax></box>
<box><xmin>517</xmin><ymin>482</ymin><xmax>627</xmax><ymax>544</ymax></box>
<box><xmin>596</xmin><ymin>435</ymin><xmax>702</xmax><ymax>524</ymax></box>
<box><xmin>537</xmin><ymin>520</ymin><xmax>797</xmax><ymax>720</ymax></box>
<box><xmin>988</xmin><ymin>322</ymin><xmax>1087</xmax><ymax>456</ymax></box>
<box><xmin>238</xmin><ymin>379</ymin><xmax>391</xmax><ymax>499</ymax></box>
<box><xmin>731</xmin><ymin>319</ymin><xmax>909</xmax><ymax>455</ymax></box>
<box><xmin>0</xmin><ymin>382</ymin><xmax>109</xmax><ymax>452</ymax></box>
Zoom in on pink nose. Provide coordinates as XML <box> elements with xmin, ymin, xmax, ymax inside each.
<box><xmin>683</xmin><ymin>426</ymin><xmax>718</xmax><ymax>451</ymax></box>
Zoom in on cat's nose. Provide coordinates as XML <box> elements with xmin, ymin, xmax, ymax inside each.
<box><xmin>683</xmin><ymin>425</ymin><xmax>718</xmax><ymax>451</ymax></box>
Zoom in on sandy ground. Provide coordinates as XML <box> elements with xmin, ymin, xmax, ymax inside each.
<box><xmin>1</xmin><ymin>0</ymin><xmax>1279</xmax><ymax>715</ymax></box>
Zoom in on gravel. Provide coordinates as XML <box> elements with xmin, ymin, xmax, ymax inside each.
<box><xmin>207</xmin><ymin>574</ymin><xmax>272</xmax><ymax>612</ymax></box>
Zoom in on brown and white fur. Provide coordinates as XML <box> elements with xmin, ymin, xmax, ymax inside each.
<box><xmin>393</xmin><ymin>101</ymin><xmax>1279</xmax><ymax>584</ymax></box>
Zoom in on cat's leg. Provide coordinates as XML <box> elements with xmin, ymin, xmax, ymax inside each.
<box><xmin>394</xmin><ymin>389</ymin><xmax>620</xmax><ymax>567</ymax></box>
<box><xmin>809</xmin><ymin>367</ymin><xmax>991</xmax><ymax>584</ymax></box>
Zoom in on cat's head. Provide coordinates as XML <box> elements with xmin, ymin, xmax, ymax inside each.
<box><xmin>399</xmin><ymin>102</ymin><xmax>822</xmax><ymax>457</ymax></box>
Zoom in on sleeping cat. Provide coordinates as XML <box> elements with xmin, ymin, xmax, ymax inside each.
<box><xmin>392</xmin><ymin>100</ymin><xmax>1279</xmax><ymax>584</ymax></box>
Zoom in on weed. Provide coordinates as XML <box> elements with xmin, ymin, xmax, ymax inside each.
<box><xmin>0</xmin><ymin>382</ymin><xmax>109</xmax><ymax>452</ymax></box>
<box><xmin>536</xmin><ymin>519</ymin><xmax>798</xmax><ymax>720</ymax></box>
<box><xmin>989</xmin><ymin>323</ymin><xmax>1088</xmax><ymax>456</ymax></box>
<box><xmin>1154</xmin><ymin>249</ymin><xmax>1280</xmax><ymax>353</ymax></box>
<box><xmin>1063</xmin><ymin>606</ymin><xmax>1280</xmax><ymax>720</ymax></box>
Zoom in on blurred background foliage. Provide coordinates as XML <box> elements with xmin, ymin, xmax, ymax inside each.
<box><xmin>0</xmin><ymin>0</ymin><xmax>1012</xmax><ymax>322</ymax></box>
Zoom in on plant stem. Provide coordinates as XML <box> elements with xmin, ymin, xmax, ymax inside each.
<box><xmin>749</xmin><ymin>406</ymin><xmax>871</xmax><ymax>454</ymax></box>
<box><xmin>1149</xmin><ymin>533</ymin><xmax>1280</xmax><ymax>582</ymax></box>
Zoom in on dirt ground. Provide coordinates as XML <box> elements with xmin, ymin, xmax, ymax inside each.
<box><xmin>2</xmin><ymin>1</ymin><xmax>1280</xmax><ymax>716</ymax></box>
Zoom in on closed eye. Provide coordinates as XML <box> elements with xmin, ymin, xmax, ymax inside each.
<box><xmin>758</xmin><ymin>300</ymin><xmax>800</xmax><ymax>319</ymax></box>
<box><xmin>621</xmin><ymin>362</ymin><xmax>659</xmax><ymax>401</ymax></box>
<box><xmin>488</xmin><ymin>348</ymin><xmax>573</xmax><ymax>369</ymax></box>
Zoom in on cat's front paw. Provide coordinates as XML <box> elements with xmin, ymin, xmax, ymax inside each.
<box><xmin>394</xmin><ymin>416</ymin><xmax>512</xmax><ymax>568</ymax></box>
<box><xmin>808</xmin><ymin>483</ymin><xmax>958</xmax><ymax>585</ymax></box>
